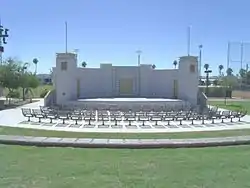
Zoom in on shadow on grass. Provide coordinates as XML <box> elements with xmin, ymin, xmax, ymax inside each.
<box><xmin>0</xmin><ymin>99</ymin><xmax>40</xmax><ymax>110</ymax></box>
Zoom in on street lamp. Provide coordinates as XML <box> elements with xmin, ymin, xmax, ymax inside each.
<box><xmin>136</xmin><ymin>50</ymin><xmax>142</xmax><ymax>97</ymax></box>
<box><xmin>21</xmin><ymin>62</ymin><xmax>29</xmax><ymax>101</ymax></box>
<box><xmin>0</xmin><ymin>21</ymin><xmax>9</xmax><ymax>64</ymax></box>
<box><xmin>204</xmin><ymin>69</ymin><xmax>212</xmax><ymax>95</ymax></box>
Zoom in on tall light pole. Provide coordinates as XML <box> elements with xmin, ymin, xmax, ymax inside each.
<box><xmin>226</xmin><ymin>42</ymin><xmax>230</xmax><ymax>70</ymax></box>
<box><xmin>65</xmin><ymin>21</ymin><xmax>68</xmax><ymax>53</ymax></box>
<box><xmin>240</xmin><ymin>42</ymin><xmax>244</xmax><ymax>89</ymax></box>
<box><xmin>187</xmin><ymin>26</ymin><xmax>191</xmax><ymax>56</ymax></box>
<box><xmin>204</xmin><ymin>69</ymin><xmax>212</xmax><ymax>96</ymax></box>
<box><xmin>199</xmin><ymin>45</ymin><xmax>203</xmax><ymax>80</ymax></box>
<box><xmin>136</xmin><ymin>50</ymin><xmax>142</xmax><ymax>97</ymax></box>
<box><xmin>136</xmin><ymin>50</ymin><xmax>142</xmax><ymax>66</ymax></box>
<box><xmin>0</xmin><ymin>19</ymin><xmax>9</xmax><ymax>65</ymax></box>
<box><xmin>240</xmin><ymin>42</ymin><xmax>244</xmax><ymax>70</ymax></box>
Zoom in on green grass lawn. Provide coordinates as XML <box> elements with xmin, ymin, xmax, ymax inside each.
<box><xmin>2</xmin><ymin>126</ymin><xmax>250</xmax><ymax>139</ymax></box>
<box><xmin>208</xmin><ymin>100</ymin><xmax>250</xmax><ymax>113</ymax></box>
<box><xmin>1</xmin><ymin>145</ymin><xmax>250</xmax><ymax>188</ymax></box>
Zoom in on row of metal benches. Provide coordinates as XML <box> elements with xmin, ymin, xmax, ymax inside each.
<box><xmin>21</xmin><ymin>106</ymin><xmax>247</xmax><ymax>126</ymax></box>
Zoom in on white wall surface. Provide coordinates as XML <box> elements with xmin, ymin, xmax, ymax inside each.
<box><xmin>53</xmin><ymin>53</ymin><xmax>198</xmax><ymax>105</ymax></box>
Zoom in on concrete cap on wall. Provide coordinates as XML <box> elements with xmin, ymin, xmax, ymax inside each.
<box><xmin>179</xmin><ymin>56</ymin><xmax>198</xmax><ymax>62</ymax></box>
<box><xmin>56</xmin><ymin>53</ymin><xmax>76</xmax><ymax>58</ymax></box>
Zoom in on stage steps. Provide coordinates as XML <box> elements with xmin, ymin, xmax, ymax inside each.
<box><xmin>63</xmin><ymin>98</ymin><xmax>192</xmax><ymax>111</ymax></box>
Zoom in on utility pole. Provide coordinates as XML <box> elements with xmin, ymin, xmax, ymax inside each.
<box><xmin>136</xmin><ymin>50</ymin><xmax>142</xmax><ymax>66</ymax></box>
<box><xmin>198</xmin><ymin>44</ymin><xmax>203</xmax><ymax>80</ymax></box>
<box><xmin>65</xmin><ymin>21</ymin><xmax>68</xmax><ymax>53</ymax></box>
<box><xmin>187</xmin><ymin>26</ymin><xmax>191</xmax><ymax>56</ymax></box>
<box><xmin>227</xmin><ymin>42</ymin><xmax>230</xmax><ymax>70</ymax></box>
<box><xmin>0</xmin><ymin>18</ymin><xmax>9</xmax><ymax>64</ymax></box>
<box><xmin>240</xmin><ymin>42</ymin><xmax>244</xmax><ymax>89</ymax></box>
<box><xmin>136</xmin><ymin>50</ymin><xmax>142</xmax><ymax>97</ymax></box>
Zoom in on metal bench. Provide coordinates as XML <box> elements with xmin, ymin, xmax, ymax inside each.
<box><xmin>32</xmin><ymin>109</ymin><xmax>45</xmax><ymax>122</ymax></box>
<box><xmin>150</xmin><ymin>115</ymin><xmax>162</xmax><ymax>125</ymax></box>
<box><xmin>58</xmin><ymin>111</ymin><xmax>69</xmax><ymax>124</ymax></box>
<box><xmin>176</xmin><ymin>113</ymin><xmax>187</xmax><ymax>125</ymax></box>
<box><xmin>98</xmin><ymin>111</ymin><xmax>109</xmax><ymax>125</ymax></box>
<box><xmin>21</xmin><ymin>108</ymin><xmax>33</xmax><ymax>121</ymax></box>
<box><xmin>163</xmin><ymin>115</ymin><xmax>174</xmax><ymax>125</ymax></box>
<box><xmin>229</xmin><ymin>111</ymin><xmax>238</xmax><ymax>122</ymax></box>
<box><xmin>209</xmin><ymin>111</ymin><xmax>221</xmax><ymax>124</ymax></box>
<box><xmin>138</xmin><ymin>115</ymin><xmax>149</xmax><ymax>126</ymax></box>
<box><xmin>46</xmin><ymin>111</ymin><xmax>58</xmax><ymax>123</ymax></box>
<box><xmin>236</xmin><ymin>110</ymin><xmax>247</xmax><ymax>121</ymax></box>
<box><xmin>83</xmin><ymin>111</ymin><xmax>96</xmax><ymax>125</ymax></box>
<box><xmin>71</xmin><ymin>114</ymin><xmax>82</xmax><ymax>125</ymax></box>
<box><xmin>188</xmin><ymin>113</ymin><xmax>199</xmax><ymax>125</ymax></box>
<box><xmin>110</xmin><ymin>112</ymin><xmax>122</xmax><ymax>126</ymax></box>
<box><xmin>124</xmin><ymin>113</ymin><xmax>136</xmax><ymax>126</ymax></box>
<box><xmin>220</xmin><ymin>111</ymin><xmax>231</xmax><ymax>123</ymax></box>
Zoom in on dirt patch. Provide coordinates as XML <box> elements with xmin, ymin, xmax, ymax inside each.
<box><xmin>232</xmin><ymin>90</ymin><xmax>250</xmax><ymax>99</ymax></box>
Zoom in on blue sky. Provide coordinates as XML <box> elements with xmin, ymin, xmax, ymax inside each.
<box><xmin>1</xmin><ymin>0</ymin><xmax>250</xmax><ymax>75</ymax></box>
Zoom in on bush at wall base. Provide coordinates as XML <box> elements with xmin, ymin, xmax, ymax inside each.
<box><xmin>199</xmin><ymin>86</ymin><xmax>232</xmax><ymax>98</ymax></box>
<box><xmin>40</xmin><ymin>89</ymin><xmax>49</xmax><ymax>98</ymax></box>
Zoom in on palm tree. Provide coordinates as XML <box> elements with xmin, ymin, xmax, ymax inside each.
<box><xmin>33</xmin><ymin>58</ymin><xmax>38</xmax><ymax>74</ymax></box>
<box><xmin>173</xmin><ymin>60</ymin><xmax>178</xmax><ymax>69</ymax></box>
<box><xmin>23</xmin><ymin>62</ymin><xmax>29</xmax><ymax>70</ymax></box>
<box><xmin>152</xmin><ymin>64</ymin><xmax>156</xmax><ymax>69</ymax></box>
<box><xmin>226</xmin><ymin>67</ymin><xmax>233</xmax><ymax>76</ymax></box>
<box><xmin>218</xmin><ymin>65</ymin><xmax>224</xmax><ymax>76</ymax></box>
<box><xmin>204</xmin><ymin>63</ymin><xmax>209</xmax><ymax>71</ymax></box>
<box><xmin>82</xmin><ymin>61</ymin><xmax>87</xmax><ymax>68</ymax></box>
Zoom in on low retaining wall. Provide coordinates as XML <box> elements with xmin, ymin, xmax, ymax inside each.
<box><xmin>1</xmin><ymin>135</ymin><xmax>250</xmax><ymax>149</ymax></box>
<box><xmin>44</xmin><ymin>90</ymin><xmax>55</xmax><ymax>106</ymax></box>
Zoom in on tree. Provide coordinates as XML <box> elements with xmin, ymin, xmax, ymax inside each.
<box><xmin>0</xmin><ymin>58</ymin><xmax>21</xmax><ymax>94</ymax></box>
<box><xmin>19</xmin><ymin>72</ymin><xmax>40</xmax><ymax>101</ymax></box>
<box><xmin>0</xmin><ymin>58</ymin><xmax>40</xmax><ymax>101</ymax></box>
<box><xmin>220</xmin><ymin>75</ymin><xmax>238</xmax><ymax>104</ymax></box>
<box><xmin>33</xmin><ymin>58</ymin><xmax>38</xmax><ymax>74</ymax></box>
<box><xmin>24</xmin><ymin>73</ymin><xmax>40</xmax><ymax>101</ymax></box>
<box><xmin>152</xmin><ymin>64</ymin><xmax>156</xmax><ymax>69</ymax></box>
<box><xmin>239</xmin><ymin>68</ymin><xmax>246</xmax><ymax>78</ymax></box>
<box><xmin>213</xmin><ymin>79</ymin><xmax>219</xmax><ymax>86</ymax></box>
<box><xmin>173</xmin><ymin>60</ymin><xmax>177</xmax><ymax>69</ymax></box>
<box><xmin>226</xmin><ymin>67</ymin><xmax>233</xmax><ymax>76</ymax></box>
<box><xmin>19</xmin><ymin>62</ymin><xmax>40</xmax><ymax>101</ymax></box>
<box><xmin>204</xmin><ymin>63</ymin><xmax>209</xmax><ymax>71</ymax></box>
<box><xmin>218</xmin><ymin>65</ymin><xmax>224</xmax><ymax>76</ymax></box>
<box><xmin>82</xmin><ymin>61</ymin><xmax>87</xmax><ymax>67</ymax></box>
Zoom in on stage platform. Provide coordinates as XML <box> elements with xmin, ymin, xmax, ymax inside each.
<box><xmin>63</xmin><ymin>98</ymin><xmax>190</xmax><ymax>110</ymax></box>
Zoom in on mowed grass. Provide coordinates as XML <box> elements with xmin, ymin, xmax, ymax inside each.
<box><xmin>208</xmin><ymin>100</ymin><xmax>250</xmax><ymax>113</ymax></box>
<box><xmin>1</xmin><ymin>145</ymin><xmax>250</xmax><ymax>188</ymax></box>
<box><xmin>2</xmin><ymin>126</ymin><xmax>250</xmax><ymax>139</ymax></box>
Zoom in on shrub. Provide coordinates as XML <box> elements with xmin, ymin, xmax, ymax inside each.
<box><xmin>199</xmin><ymin>86</ymin><xmax>232</xmax><ymax>97</ymax></box>
<box><xmin>40</xmin><ymin>89</ymin><xmax>49</xmax><ymax>98</ymax></box>
<box><xmin>7</xmin><ymin>90</ymin><xmax>20</xmax><ymax>98</ymax></box>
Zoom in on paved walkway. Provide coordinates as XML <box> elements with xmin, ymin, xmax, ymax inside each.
<box><xmin>0</xmin><ymin>99</ymin><xmax>44</xmax><ymax>126</ymax></box>
<box><xmin>1</xmin><ymin>135</ymin><xmax>250</xmax><ymax>148</ymax></box>
<box><xmin>0</xmin><ymin>99</ymin><xmax>250</xmax><ymax>133</ymax></box>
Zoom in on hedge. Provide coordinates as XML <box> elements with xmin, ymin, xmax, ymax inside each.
<box><xmin>199</xmin><ymin>87</ymin><xmax>232</xmax><ymax>98</ymax></box>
